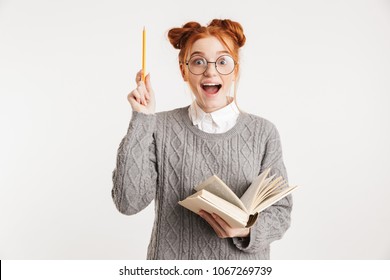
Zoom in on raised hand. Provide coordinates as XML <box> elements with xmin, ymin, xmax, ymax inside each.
<box><xmin>127</xmin><ymin>70</ymin><xmax>155</xmax><ymax>114</ymax></box>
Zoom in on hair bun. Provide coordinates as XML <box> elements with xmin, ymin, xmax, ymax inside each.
<box><xmin>208</xmin><ymin>19</ymin><xmax>246</xmax><ymax>47</ymax></box>
<box><xmin>167</xmin><ymin>21</ymin><xmax>202</xmax><ymax>49</ymax></box>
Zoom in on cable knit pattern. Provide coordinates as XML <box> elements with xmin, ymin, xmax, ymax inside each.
<box><xmin>112</xmin><ymin>106</ymin><xmax>293</xmax><ymax>259</ymax></box>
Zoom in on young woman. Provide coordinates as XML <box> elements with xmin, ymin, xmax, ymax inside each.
<box><xmin>112</xmin><ymin>19</ymin><xmax>293</xmax><ymax>259</ymax></box>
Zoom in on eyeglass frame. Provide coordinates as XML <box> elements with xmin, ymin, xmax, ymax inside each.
<box><xmin>184</xmin><ymin>55</ymin><xmax>237</xmax><ymax>75</ymax></box>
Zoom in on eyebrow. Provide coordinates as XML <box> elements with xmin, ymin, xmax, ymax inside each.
<box><xmin>190</xmin><ymin>50</ymin><xmax>230</xmax><ymax>57</ymax></box>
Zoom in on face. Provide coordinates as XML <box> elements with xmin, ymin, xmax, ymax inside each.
<box><xmin>181</xmin><ymin>36</ymin><xmax>236</xmax><ymax>113</ymax></box>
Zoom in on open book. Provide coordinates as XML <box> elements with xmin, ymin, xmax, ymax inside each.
<box><xmin>178</xmin><ymin>168</ymin><xmax>298</xmax><ymax>228</ymax></box>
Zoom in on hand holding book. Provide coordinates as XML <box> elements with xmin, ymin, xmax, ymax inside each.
<box><xmin>179</xmin><ymin>168</ymin><xmax>299</xmax><ymax>228</ymax></box>
<box><xmin>198</xmin><ymin>210</ymin><xmax>250</xmax><ymax>238</ymax></box>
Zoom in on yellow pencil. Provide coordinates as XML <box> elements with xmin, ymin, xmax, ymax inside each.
<box><xmin>142</xmin><ymin>26</ymin><xmax>146</xmax><ymax>82</ymax></box>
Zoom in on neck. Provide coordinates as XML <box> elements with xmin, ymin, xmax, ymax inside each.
<box><xmin>196</xmin><ymin>97</ymin><xmax>234</xmax><ymax>113</ymax></box>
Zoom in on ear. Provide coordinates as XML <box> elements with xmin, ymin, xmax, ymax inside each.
<box><xmin>180</xmin><ymin>63</ymin><xmax>188</xmax><ymax>81</ymax></box>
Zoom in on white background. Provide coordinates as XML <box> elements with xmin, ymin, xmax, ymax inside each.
<box><xmin>1</xmin><ymin>0</ymin><xmax>389</xmax><ymax>260</ymax></box>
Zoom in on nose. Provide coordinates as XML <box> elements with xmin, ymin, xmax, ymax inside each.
<box><xmin>203</xmin><ymin>62</ymin><xmax>218</xmax><ymax>76</ymax></box>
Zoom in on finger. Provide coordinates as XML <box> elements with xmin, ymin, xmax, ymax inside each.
<box><xmin>128</xmin><ymin>97</ymin><xmax>140</xmax><ymax>110</ymax></box>
<box><xmin>132</xmin><ymin>89</ymin><xmax>146</xmax><ymax>105</ymax></box>
<box><xmin>127</xmin><ymin>93</ymin><xmax>141</xmax><ymax>110</ymax></box>
<box><xmin>137</xmin><ymin>82</ymin><xmax>147</xmax><ymax>105</ymax></box>
<box><xmin>211</xmin><ymin>213</ymin><xmax>231</xmax><ymax>229</ymax></box>
<box><xmin>135</xmin><ymin>70</ymin><xmax>143</xmax><ymax>84</ymax></box>
<box><xmin>199</xmin><ymin>211</ymin><xmax>227</xmax><ymax>238</ymax></box>
<box><xmin>137</xmin><ymin>80</ymin><xmax>146</xmax><ymax>91</ymax></box>
<box><xmin>208</xmin><ymin>213</ymin><xmax>229</xmax><ymax>238</ymax></box>
<box><xmin>212</xmin><ymin>213</ymin><xmax>250</xmax><ymax>238</ymax></box>
<box><xmin>129</xmin><ymin>89</ymin><xmax>141</xmax><ymax>104</ymax></box>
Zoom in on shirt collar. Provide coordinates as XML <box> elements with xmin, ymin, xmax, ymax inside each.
<box><xmin>188</xmin><ymin>99</ymin><xmax>240</xmax><ymax>127</ymax></box>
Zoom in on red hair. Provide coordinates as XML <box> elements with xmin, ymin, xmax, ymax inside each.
<box><xmin>167</xmin><ymin>19</ymin><xmax>246</xmax><ymax>73</ymax></box>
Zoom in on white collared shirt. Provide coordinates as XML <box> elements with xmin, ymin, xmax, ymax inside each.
<box><xmin>188</xmin><ymin>100</ymin><xmax>240</xmax><ymax>133</ymax></box>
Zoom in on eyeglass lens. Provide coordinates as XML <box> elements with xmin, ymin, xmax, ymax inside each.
<box><xmin>187</xmin><ymin>55</ymin><xmax>235</xmax><ymax>75</ymax></box>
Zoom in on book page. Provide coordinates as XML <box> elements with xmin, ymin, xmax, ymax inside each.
<box><xmin>253</xmin><ymin>185</ymin><xmax>299</xmax><ymax>214</ymax></box>
<box><xmin>194</xmin><ymin>175</ymin><xmax>248</xmax><ymax>212</ymax></box>
<box><xmin>178</xmin><ymin>190</ymin><xmax>248</xmax><ymax>228</ymax></box>
<box><xmin>240</xmin><ymin>168</ymin><xmax>271</xmax><ymax>211</ymax></box>
<box><xmin>253</xmin><ymin>177</ymin><xmax>285</xmax><ymax>207</ymax></box>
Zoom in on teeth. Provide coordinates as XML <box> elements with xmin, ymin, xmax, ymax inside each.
<box><xmin>202</xmin><ymin>83</ymin><xmax>219</xmax><ymax>86</ymax></box>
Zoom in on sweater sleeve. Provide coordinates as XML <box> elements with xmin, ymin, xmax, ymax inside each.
<box><xmin>111</xmin><ymin>111</ymin><xmax>158</xmax><ymax>215</ymax></box>
<box><xmin>232</xmin><ymin>123</ymin><xmax>293</xmax><ymax>253</ymax></box>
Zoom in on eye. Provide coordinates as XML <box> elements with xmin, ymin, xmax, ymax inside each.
<box><xmin>190</xmin><ymin>57</ymin><xmax>206</xmax><ymax>66</ymax></box>
<box><xmin>219</xmin><ymin>59</ymin><xmax>227</xmax><ymax>65</ymax></box>
<box><xmin>217</xmin><ymin>56</ymin><xmax>232</xmax><ymax>67</ymax></box>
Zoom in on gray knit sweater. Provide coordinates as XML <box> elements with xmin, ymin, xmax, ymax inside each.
<box><xmin>112</xmin><ymin>106</ymin><xmax>292</xmax><ymax>259</ymax></box>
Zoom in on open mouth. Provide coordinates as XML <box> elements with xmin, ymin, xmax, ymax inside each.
<box><xmin>201</xmin><ymin>83</ymin><xmax>222</xmax><ymax>95</ymax></box>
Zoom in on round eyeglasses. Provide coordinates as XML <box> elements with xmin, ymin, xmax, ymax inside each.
<box><xmin>185</xmin><ymin>55</ymin><xmax>236</xmax><ymax>75</ymax></box>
